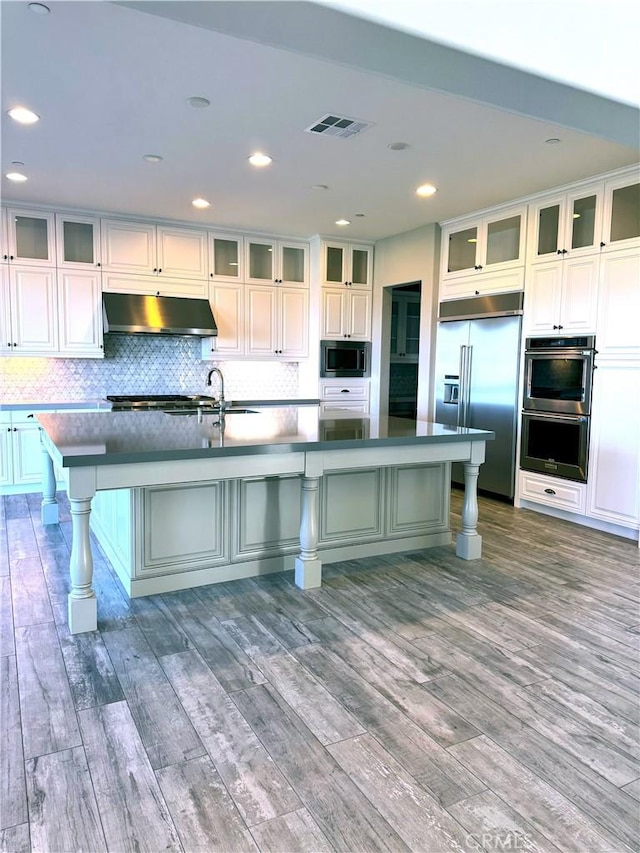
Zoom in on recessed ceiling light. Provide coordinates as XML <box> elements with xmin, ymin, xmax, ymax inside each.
<box><xmin>6</xmin><ymin>171</ymin><xmax>28</xmax><ymax>182</ymax></box>
<box><xmin>192</xmin><ymin>198</ymin><xmax>210</xmax><ymax>209</ymax></box>
<box><xmin>416</xmin><ymin>183</ymin><xmax>437</xmax><ymax>197</ymax></box>
<box><xmin>545</xmin><ymin>137</ymin><xmax>561</xmax><ymax>144</ymax></box>
<box><xmin>467</xmin><ymin>238</ymin><xmax>478</xmax><ymax>243</ymax></box>
<box><xmin>28</xmin><ymin>2</ymin><xmax>50</xmax><ymax>13</ymax></box>
<box><xmin>248</xmin><ymin>152</ymin><xmax>272</xmax><ymax>167</ymax></box>
<box><xmin>311</xmin><ymin>184</ymin><xmax>329</xmax><ymax>191</ymax></box>
<box><xmin>186</xmin><ymin>96</ymin><xmax>210</xmax><ymax>109</ymax></box>
<box><xmin>143</xmin><ymin>154</ymin><xmax>163</xmax><ymax>163</ymax></box>
<box><xmin>388</xmin><ymin>142</ymin><xmax>409</xmax><ymax>151</ymax></box>
<box><xmin>8</xmin><ymin>106</ymin><xmax>40</xmax><ymax>124</ymax></box>
<box><xmin>335</xmin><ymin>219</ymin><xmax>351</xmax><ymax>226</ymax></box>
<box><xmin>355</xmin><ymin>213</ymin><xmax>365</xmax><ymax>218</ymax></box>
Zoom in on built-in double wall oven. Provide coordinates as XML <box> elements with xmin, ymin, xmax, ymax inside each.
<box><xmin>520</xmin><ymin>335</ymin><xmax>596</xmax><ymax>482</ymax></box>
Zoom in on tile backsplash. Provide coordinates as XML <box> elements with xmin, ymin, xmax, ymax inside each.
<box><xmin>0</xmin><ymin>334</ymin><xmax>299</xmax><ymax>403</ymax></box>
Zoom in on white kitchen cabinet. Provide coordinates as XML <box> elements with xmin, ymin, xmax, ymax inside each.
<box><xmin>528</xmin><ymin>183</ymin><xmax>603</xmax><ymax>265</ymax></box>
<box><xmin>4</xmin><ymin>207</ymin><xmax>56</xmax><ymax>267</ymax></box>
<box><xmin>245</xmin><ymin>285</ymin><xmax>308</xmax><ymax>359</ymax></box>
<box><xmin>0</xmin><ymin>412</ymin><xmax>12</xmax><ymax>488</ymax></box>
<box><xmin>209</xmin><ymin>232</ymin><xmax>244</xmax><ymax>282</ymax></box>
<box><xmin>390</xmin><ymin>293</ymin><xmax>420</xmax><ymax>362</ymax></box>
<box><xmin>586</xmin><ymin>358</ymin><xmax>640</xmax><ymax>530</ymax></box>
<box><xmin>319</xmin><ymin>468</ymin><xmax>384</xmax><ymax>544</ymax></box>
<box><xmin>518</xmin><ymin>470</ymin><xmax>587</xmax><ymax>514</ymax></box>
<box><xmin>320</xmin><ymin>379</ymin><xmax>369</xmax><ymax>414</ymax></box>
<box><xmin>524</xmin><ymin>255</ymin><xmax>599</xmax><ymax>335</ymax></box>
<box><xmin>55</xmin><ymin>213</ymin><xmax>101</xmax><ymax>269</ymax></box>
<box><xmin>322</xmin><ymin>287</ymin><xmax>371</xmax><ymax>340</ymax></box>
<box><xmin>441</xmin><ymin>205</ymin><xmax>526</xmax><ymax>281</ymax></box>
<box><xmin>322</xmin><ymin>242</ymin><xmax>373</xmax><ymax>289</ymax></box>
<box><xmin>102</xmin><ymin>271</ymin><xmax>207</xmax><ymax>299</ymax></box>
<box><xmin>202</xmin><ymin>281</ymin><xmax>245</xmax><ymax>358</ymax></box>
<box><xmin>5</xmin><ymin>265</ymin><xmax>58</xmax><ymax>354</ymax></box>
<box><xmin>596</xmin><ymin>248</ymin><xmax>640</xmax><ymax>357</ymax></box>
<box><xmin>0</xmin><ymin>265</ymin><xmax>10</xmax><ymax>355</ymax></box>
<box><xmin>57</xmin><ymin>269</ymin><xmax>104</xmax><ymax>356</ymax></box>
<box><xmin>0</xmin><ymin>410</ymin><xmax>49</xmax><ymax>490</ymax></box>
<box><xmin>0</xmin><ymin>208</ymin><xmax>8</xmax><ymax>263</ymax></box>
<box><xmin>246</xmin><ymin>238</ymin><xmax>308</xmax><ymax>287</ymax></box>
<box><xmin>602</xmin><ymin>174</ymin><xmax>640</xmax><ymax>253</ymax></box>
<box><xmin>439</xmin><ymin>268</ymin><xmax>524</xmax><ymax>302</ymax></box>
<box><xmin>101</xmin><ymin>218</ymin><xmax>208</xmax><ymax>280</ymax></box>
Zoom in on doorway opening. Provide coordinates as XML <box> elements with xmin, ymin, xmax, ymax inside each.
<box><xmin>387</xmin><ymin>282</ymin><xmax>421</xmax><ymax>419</ymax></box>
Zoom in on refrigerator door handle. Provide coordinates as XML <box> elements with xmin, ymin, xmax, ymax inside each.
<box><xmin>457</xmin><ymin>345</ymin><xmax>467</xmax><ymax>427</ymax></box>
<box><xmin>464</xmin><ymin>344</ymin><xmax>473</xmax><ymax>428</ymax></box>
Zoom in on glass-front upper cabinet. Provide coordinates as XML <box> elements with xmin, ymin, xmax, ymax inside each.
<box><xmin>246</xmin><ymin>239</ymin><xmax>308</xmax><ymax>287</ymax></box>
<box><xmin>441</xmin><ymin>206</ymin><xmax>526</xmax><ymax>279</ymax></box>
<box><xmin>5</xmin><ymin>208</ymin><xmax>56</xmax><ymax>266</ymax></box>
<box><xmin>322</xmin><ymin>242</ymin><xmax>373</xmax><ymax>288</ymax></box>
<box><xmin>529</xmin><ymin>183</ymin><xmax>603</xmax><ymax>263</ymax></box>
<box><xmin>209</xmin><ymin>233</ymin><xmax>243</xmax><ymax>281</ymax></box>
<box><xmin>603</xmin><ymin>175</ymin><xmax>640</xmax><ymax>250</ymax></box>
<box><xmin>55</xmin><ymin>214</ymin><xmax>101</xmax><ymax>268</ymax></box>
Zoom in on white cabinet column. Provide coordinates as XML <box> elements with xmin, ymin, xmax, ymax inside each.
<box><xmin>295</xmin><ymin>471</ymin><xmax>322</xmax><ymax>589</ymax></box>
<box><xmin>40</xmin><ymin>436</ymin><xmax>59</xmax><ymax>525</ymax></box>
<box><xmin>456</xmin><ymin>442</ymin><xmax>485</xmax><ymax>559</ymax></box>
<box><xmin>67</xmin><ymin>467</ymin><xmax>98</xmax><ymax>633</ymax></box>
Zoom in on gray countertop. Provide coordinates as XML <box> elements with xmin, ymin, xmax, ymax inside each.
<box><xmin>37</xmin><ymin>405</ymin><xmax>493</xmax><ymax>468</ymax></box>
<box><xmin>0</xmin><ymin>397</ymin><xmax>320</xmax><ymax>412</ymax></box>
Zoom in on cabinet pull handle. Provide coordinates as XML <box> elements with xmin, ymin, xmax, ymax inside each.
<box><xmin>544</xmin><ymin>488</ymin><xmax>556</xmax><ymax>495</ymax></box>
<box><xmin>341</xmin><ymin>389</ymin><xmax>350</xmax><ymax>393</ymax></box>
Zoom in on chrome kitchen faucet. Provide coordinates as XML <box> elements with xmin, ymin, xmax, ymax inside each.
<box><xmin>206</xmin><ymin>367</ymin><xmax>225</xmax><ymax>407</ymax></box>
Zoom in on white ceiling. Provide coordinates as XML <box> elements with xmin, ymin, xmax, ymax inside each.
<box><xmin>1</xmin><ymin>0</ymin><xmax>638</xmax><ymax>242</ymax></box>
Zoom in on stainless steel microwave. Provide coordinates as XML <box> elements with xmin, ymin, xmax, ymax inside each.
<box><xmin>320</xmin><ymin>340</ymin><xmax>371</xmax><ymax>378</ymax></box>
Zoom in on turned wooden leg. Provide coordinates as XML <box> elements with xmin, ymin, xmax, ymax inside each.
<box><xmin>456</xmin><ymin>461</ymin><xmax>483</xmax><ymax>560</ymax></box>
<box><xmin>40</xmin><ymin>438</ymin><xmax>59</xmax><ymax>525</ymax></box>
<box><xmin>68</xmin><ymin>496</ymin><xmax>97</xmax><ymax>633</ymax></box>
<box><xmin>295</xmin><ymin>475</ymin><xmax>322</xmax><ymax>589</ymax></box>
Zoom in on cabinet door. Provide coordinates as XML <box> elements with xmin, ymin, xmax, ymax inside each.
<box><xmin>56</xmin><ymin>214</ymin><xmax>101</xmax><ymax>268</ymax></box>
<box><xmin>596</xmin><ymin>248</ymin><xmax>640</xmax><ymax>356</ymax></box>
<box><xmin>279</xmin><ymin>288</ymin><xmax>308</xmax><ymax>357</ymax></box>
<box><xmin>0</xmin><ymin>414</ymin><xmax>12</xmax><ymax>486</ymax></box>
<box><xmin>209</xmin><ymin>282</ymin><xmax>244</xmax><ymax>355</ymax></box>
<box><xmin>443</xmin><ymin>224</ymin><xmax>479</xmax><ymax>276</ymax></box>
<box><xmin>57</xmin><ymin>270</ymin><xmax>104</xmax><ymax>356</ymax></box>
<box><xmin>483</xmin><ymin>209</ymin><xmax>525</xmax><ymax>269</ymax></box>
<box><xmin>209</xmin><ymin>234</ymin><xmax>243</xmax><ymax>281</ymax></box>
<box><xmin>350</xmin><ymin>245</ymin><xmax>373</xmax><ymax>288</ymax></box>
<box><xmin>566</xmin><ymin>187</ymin><xmax>601</xmax><ymax>256</ymax></box>
<box><xmin>322</xmin><ymin>288</ymin><xmax>347</xmax><ymax>338</ymax></box>
<box><xmin>279</xmin><ymin>242</ymin><xmax>308</xmax><ymax>287</ymax></box>
<box><xmin>603</xmin><ymin>176</ymin><xmax>640</xmax><ymax>251</ymax></box>
<box><xmin>101</xmin><ymin>219</ymin><xmax>156</xmax><ymax>273</ymax></box>
<box><xmin>156</xmin><ymin>225</ymin><xmax>208</xmax><ymax>279</ymax></box>
<box><xmin>6</xmin><ymin>208</ymin><xmax>56</xmax><ymax>266</ymax></box>
<box><xmin>0</xmin><ymin>265</ymin><xmax>11</xmax><ymax>355</ymax></box>
<box><xmin>529</xmin><ymin>195</ymin><xmax>564</xmax><ymax>262</ymax></box>
<box><xmin>323</xmin><ymin>243</ymin><xmax>347</xmax><ymax>286</ymax></box>
<box><xmin>587</xmin><ymin>360</ymin><xmax>640</xmax><ymax>528</ymax></box>
<box><xmin>13</xmin><ymin>425</ymin><xmax>43</xmax><ymax>485</ymax></box>
<box><xmin>245</xmin><ymin>286</ymin><xmax>277</xmax><ymax>356</ymax></box>
<box><xmin>246</xmin><ymin>240</ymin><xmax>274</xmax><ymax>284</ymax></box>
<box><xmin>558</xmin><ymin>256</ymin><xmax>599</xmax><ymax>334</ymax></box>
<box><xmin>348</xmin><ymin>291</ymin><xmax>371</xmax><ymax>340</ymax></box>
<box><xmin>9</xmin><ymin>266</ymin><xmax>58</xmax><ymax>352</ymax></box>
<box><xmin>524</xmin><ymin>262</ymin><xmax>562</xmax><ymax>335</ymax></box>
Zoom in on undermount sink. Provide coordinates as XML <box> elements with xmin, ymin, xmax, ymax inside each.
<box><xmin>164</xmin><ymin>406</ymin><xmax>258</xmax><ymax>416</ymax></box>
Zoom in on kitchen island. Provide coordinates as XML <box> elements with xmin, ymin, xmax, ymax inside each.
<box><xmin>38</xmin><ymin>405</ymin><xmax>493</xmax><ymax>634</ymax></box>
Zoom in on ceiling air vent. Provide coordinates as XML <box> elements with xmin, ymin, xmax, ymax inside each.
<box><xmin>305</xmin><ymin>114</ymin><xmax>372</xmax><ymax>139</ymax></box>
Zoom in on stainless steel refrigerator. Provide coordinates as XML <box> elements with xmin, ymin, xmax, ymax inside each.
<box><xmin>434</xmin><ymin>292</ymin><xmax>523</xmax><ymax>500</ymax></box>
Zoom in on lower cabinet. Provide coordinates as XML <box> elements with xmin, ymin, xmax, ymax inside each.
<box><xmin>1</xmin><ymin>410</ymin><xmax>49</xmax><ymax>491</ymax></box>
<box><xmin>90</xmin><ymin>464</ymin><xmax>450</xmax><ymax>594</ymax></box>
<box><xmin>319</xmin><ymin>379</ymin><xmax>369</xmax><ymax>414</ymax></box>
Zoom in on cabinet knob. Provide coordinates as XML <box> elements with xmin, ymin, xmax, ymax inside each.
<box><xmin>562</xmin><ymin>249</ymin><xmax>568</xmax><ymax>255</ymax></box>
<box><xmin>475</xmin><ymin>290</ymin><xmax>480</xmax><ymax>295</ymax></box>
<box><xmin>153</xmin><ymin>268</ymin><xmax>157</xmax><ymax>273</ymax></box>
<box><xmin>96</xmin><ymin>262</ymin><xmax>101</xmax><ymax>268</ymax></box>
<box><xmin>600</xmin><ymin>242</ymin><xmax>606</xmax><ymax>248</ymax></box>
<box><xmin>477</xmin><ymin>265</ymin><xmax>483</xmax><ymax>270</ymax></box>
<box><xmin>558</xmin><ymin>324</ymin><xmax>563</xmax><ymax>330</ymax></box>
<box><xmin>557</xmin><ymin>250</ymin><xmax>563</xmax><ymax>255</ymax></box>
<box><xmin>158</xmin><ymin>268</ymin><xmax>162</xmax><ymax>273</ymax></box>
<box><xmin>544</xmin><ymin>488</ymin><xmax>556</xmax><ymax>495</ymax></box>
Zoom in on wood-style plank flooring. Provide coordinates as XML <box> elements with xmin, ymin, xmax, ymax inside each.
<box><xmin>1</xmin><ymin>489</ymin><xmax>639</xmax><ymax>853</ymax></box>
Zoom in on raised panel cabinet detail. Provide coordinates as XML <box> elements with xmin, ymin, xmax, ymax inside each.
<box><xmin>319</xmin><ymin>468</ymin><xmax>383</xmax><ymax>543</ymax></box>
<box><xmin>233</xmin><ymin>476</ymin><xmax>302</xmax><ymax>558</ymax></box>
<box><xmin>386</xmin><ymin>464</ymin><xmax>448</xmax><ymax>536</ymax></box>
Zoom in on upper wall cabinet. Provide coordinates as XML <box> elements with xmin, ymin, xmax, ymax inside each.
<box><xmin>245</xmin><ymin>238</ymin><xmax>309</xmax><ymax>287</ymax></box>
<box><xmin>4</xmin><ymin>208</ymin><xmax>56</xmax><ymax>267</ymax></box>
<box><xmin>101</xmin><ymin>219</ymin><xmax>208</xmax><ymax>279</ymax></box>
<box><xmin>602</xmin><ymin>174</ymin><xmax>640</xmax><ymax>253</ymax></box>
<box><xmin>209</xmin><ymin>233</ymin><xmax>244</xmax><ymax>282</ymax></box>
<box><xmin>55</xmin><ymin>213</ymin><xmax>102</xmax><ymax>269</ymax></box>
<box><xmin>322</xmin><ymin>242</ymin><xmax>373</xmax><ymax>289</ymax></box>
<box><xmin>528</xmin><ymin>183</ymin><xmax>603</xmax><ymax>264</ymax></box>
<box><xmin>440</xmin><ymin>205</ymin><xmax>527</xmax><ymax>281</ymax></box>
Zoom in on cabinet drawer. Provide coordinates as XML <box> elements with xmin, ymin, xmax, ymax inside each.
<box><xmin>320</xmin><ymin>381</ymin><xmax>369</xmax><ymax>401</ymax></box>
<box><xmin>320</xmin><ymin>401</ymin><xmax>369</xmax><ymax>414</ymax></box>
<box><xmin>519</xmin><ymin>470</ymin><xmax>586</xmax><ymax>514</ymax></box>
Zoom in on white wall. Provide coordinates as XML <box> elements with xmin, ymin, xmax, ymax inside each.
<box><xmin>372</xmin><ymin>223</ymin><xmax>440</xmax><ymax>418</ymax></box>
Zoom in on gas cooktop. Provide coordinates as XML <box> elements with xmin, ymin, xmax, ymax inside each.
<box><xmin>106</xmin><ymin>394</ymin><xmax>219</xmax><ymax>411</ymax></box>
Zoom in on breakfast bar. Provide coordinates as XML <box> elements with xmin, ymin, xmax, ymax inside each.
<box><xmin>37</xmin><ymin>405</ymin><xmax>493</xmax><ymax>634</ymax></box>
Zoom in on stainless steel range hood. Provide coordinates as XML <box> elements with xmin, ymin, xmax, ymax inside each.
<box><xmin>103</xmin><ymin>292</ymin><xmax>217</xmax><ymax>336</ymax></box>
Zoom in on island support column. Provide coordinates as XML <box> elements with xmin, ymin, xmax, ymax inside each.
<box><xmin>67</xmin><ymin>467</ymin><xmax>98</xmax><ymax>633</ymax></box>
<box><xmin>456</xmin><ymin>441</ymin><xmax>486</xmax><ymax>560</ymax></box>
<box><xmin>295</xmin><ymin>453</ymin><xmax>323</xmax><ymax>589</ymax></box>
<box><xmin>40</xmin><ymin>437</ymin><xmax>59</xmax><ymax>525</ymax></box>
